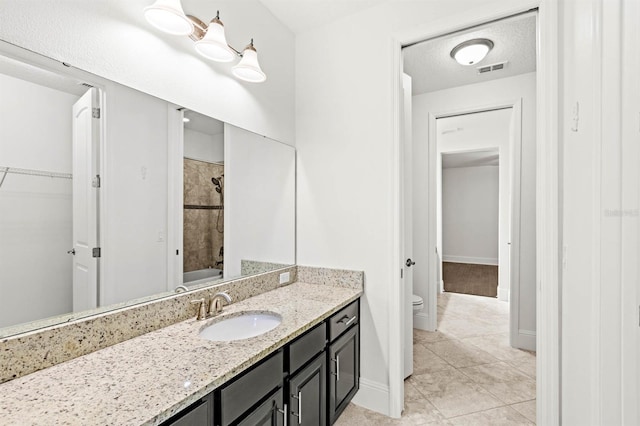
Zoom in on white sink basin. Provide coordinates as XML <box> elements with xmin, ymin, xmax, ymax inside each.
<box><xmin>199</xmin><ymin>311</ymin><xmax>282</xmax><ymax>342</ymax></box>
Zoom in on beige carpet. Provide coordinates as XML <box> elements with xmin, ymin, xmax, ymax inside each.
<box><xmin>443</xmin><ymin>262</ymin><xmax>498</xmax><ymax>298</ymax></box>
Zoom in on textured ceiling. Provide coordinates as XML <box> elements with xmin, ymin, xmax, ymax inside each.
<box><xmin>0</xmin><ymin>55</ymin><xmax>86</xmax><ymax>96</ymax></box>
<box><xmin>403</xmin><ymin>13</ymin><xmax>536</xmax><ymax>95</ymax></box>
<box><xmin>258</xmin><ymin>0</ymin><xmax>386</xmax><ymax>34</ymax></box>
<box><xmin>442</xmin><ymin>150</ymin><xmax>499</xmax><ymax>169</ymax></box>
<box><xmin>184</xmin><ymin>110</ymin><xmax>224</xmax><ymax>135</ymax></box>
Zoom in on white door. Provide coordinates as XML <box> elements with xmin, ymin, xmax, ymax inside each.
<box><xmin>72</xmin><ymin>88</ymin><xmax>99</xmax><ymax>312</ymax></box>
<box><xmin>402</xmin><ymin>73</ymin><xmax>414</xmax><ymax>379</ymax></box>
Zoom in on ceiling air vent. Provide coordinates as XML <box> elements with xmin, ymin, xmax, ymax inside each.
<box><xmin>477</xmin><ymin>61</ymin><xmax>508</xmax><ymax>75</ymax></box>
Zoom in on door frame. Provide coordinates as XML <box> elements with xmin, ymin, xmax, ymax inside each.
<box><xmin>390</xmin><ymin>0</ymin><xmax>559</xmax><ymax>423</ymax></box>
<box><xmin>428</xmin><ymin>100</ymin><xmax>524</xmax><ymax>351</ymax></box>
<box><xmin>167</xmin><ymin>105</ymin><xmax>184</xmax><ymax>291</ymax></box>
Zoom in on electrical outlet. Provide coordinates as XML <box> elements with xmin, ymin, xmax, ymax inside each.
<box><xmin>279</xmin><ymin>272</ymin><xmax>290</xmax><ymax>285</ymax></box>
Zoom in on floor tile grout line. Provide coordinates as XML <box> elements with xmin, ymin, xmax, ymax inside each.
<box><xmin>443</xmin><ymin>402</ymin><xmax>535</xmax><ymax>422</ymax></box>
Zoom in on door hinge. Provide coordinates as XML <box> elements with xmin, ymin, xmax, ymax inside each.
<box><xmin>92</xmin><ymin>247</ymin><xmax>101</xmax><ymax>258</ymax></box>
<box><xmin>92</xmin><ymin>107</ymin><xmax>101</xmax><ymax>119</ymax></box>
<box><xmin>401</xmin><ymin>269</ymin><xmax>403</xmax><ymax>279</ymax></box>
<box><xmin>92</xmin><ymin>175</ymin><xmax>101</xmax><ymax>188</ymax></box>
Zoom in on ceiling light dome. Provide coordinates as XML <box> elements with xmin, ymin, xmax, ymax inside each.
<box><xmin>194</xmin><ymin>14</ymin><xmax>235</xmax><ymax>62</ymax></box>
<box><xmin>450</xmin><ymin>38</ymin><xmax>494</xmax><ymax>66</ymax></box>
<box><xmin>232</xmin><ymin>41</ymin><xmax>267</xmax><ymax>83</ymax></box>
<box><xmin>144</xmin><ymin>0</ymin><xmax>193</xmax><ymax>36</ymax></box>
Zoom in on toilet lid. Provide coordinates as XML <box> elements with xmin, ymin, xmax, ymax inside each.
<box><xmin>412</xmin><ymin>295</ymin><xmax>423</xmax><ymax>305</ymax></box>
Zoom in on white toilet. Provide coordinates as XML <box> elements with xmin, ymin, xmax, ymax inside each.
<box><xmin>412</xmin><ymin>294</ymin><xmax>424</xmax><ymax>312</ymax></box>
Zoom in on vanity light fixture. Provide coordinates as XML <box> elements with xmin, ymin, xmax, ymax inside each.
<box><xmin>144</xmin><ymin>0</ymin><xmax>193</xmax><ymax>35</ymax></box>
<box><xmin>232</xmin><ymin>40</ymin><xmax>267</xmax><ymax>83</ymax></box>
<box><xmin>450</xmin><ymin>38</ymin><xmax>494</xmax><ymax>66</ymax></box>
<box><xmin>144</xmin><ymin>0</ymin><xmax>267</xmax><ymax>82</ymax></box>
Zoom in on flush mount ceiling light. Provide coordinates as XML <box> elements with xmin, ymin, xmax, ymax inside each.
<box><xmin>450</xmin><ymin>38</ymin><xmax>494</xmax><ymax>66</ymax></box>
<box><xmin>144</xmin><ymin>0</ymin><xmax>267</xmax><ymax>82</ymax></box>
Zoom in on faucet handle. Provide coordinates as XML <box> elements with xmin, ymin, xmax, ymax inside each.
<box><xmin>209</xmin><ymin>292</ymin><xmax>232</xmax><ymax>316</ymax></box>
<box><xmin>190</xmin><ymin>298</ymin><xmax>207</xmax><ymax>320</ymax></box>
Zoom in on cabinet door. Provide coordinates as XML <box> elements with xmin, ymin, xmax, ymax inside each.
<box><xmin>220</xmin><ymin>351</ymin><xmax>283</xmax><ymax>426</ymax></box>
<box><xmin>288</xmin><ymin>353</ymin><xmax>326</xmax><ymax>426</ymax></box>
<box><xmin>162</xmin><ymin>393</ymin><xmax>214</xmax><ymax>426</ymax></box>
<box><xmin>328</xmin><ymin>326</ymin><xmax>359</xmax><ymax>424</ymax></box>
<box><xmin>238</xmin><ymin>388</ymin><xmax>285</xmax><ymax>426</ymax></box>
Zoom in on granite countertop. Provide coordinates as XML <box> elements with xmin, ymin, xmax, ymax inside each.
<box><xmin>0</xmin><ymin>282</ymin><xmax>362</xmax><ymax>425</ymax></box>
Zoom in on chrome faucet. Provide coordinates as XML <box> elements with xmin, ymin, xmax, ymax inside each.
<box><xmin>175</xmin><ymin>285</ymin><xmax>189</xmax><ymax>293</ymax></box>
<box><xmin>210</xmin><ymin>292</ymin><xmax>232</xmax><ymax>316</ymax></box>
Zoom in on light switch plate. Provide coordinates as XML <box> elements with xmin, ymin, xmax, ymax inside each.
<box><xmin>279</xmin><ymin>272</ymin><xmax>290</xmax><ymax>285</ymax></box>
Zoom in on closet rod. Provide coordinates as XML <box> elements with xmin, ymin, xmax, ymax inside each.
<box><xmin>0</xmin><ymin>166</ymin><xmax>73</xmax><ymax>180</ymax></box>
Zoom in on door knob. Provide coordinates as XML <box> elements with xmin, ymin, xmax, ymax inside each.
<box><xmin>406</xmin><ymin>258</ymin><xmax>415</xmax><ymax>267</ymax></box>
<box><xmin>67</xmin><ymin>249</ymin><xmax>76</xmax><ymax>255</ymax></box>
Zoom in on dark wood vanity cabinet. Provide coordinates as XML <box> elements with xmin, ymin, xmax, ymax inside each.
<box><xmin>162</xmin><ymin>393</ymin><xmax>214</xmax><ymax>426</ymax></box>
<box><xmin>237</xmin><ymin>388</ymin><xmax>285</xmax><ymax>426</ymax></box>
<box><xmin>219</xmin><ymin>351</ymin><xmax>284</xmax><ymax>426</ymax></box>
<box><xmin>288</xmin><ymin>354</ymin><xmax>327</xmax><ymax>426</ymax></box>
<box><xmin>161</xmin><ymin>298</ymin><xmax>359</xmax><ymax>426</ymax></box>
<box><xmin>328</xmin><ymin>326</ymin><xmax>359</xmax><ymax>424</ymax></box>
<box><xmin>326</xmin><ymin>300</ymin><xmax>360</xmax><ymax>424</ymax></box>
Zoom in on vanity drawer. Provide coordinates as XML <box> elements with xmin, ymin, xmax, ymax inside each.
<box><xmin>289</xmin><ymin>322</ymin><xmax>326</xmax><ymax>374</ymax></box>
<box><xmin>328</xmin><ymin>300</ymin><xmax>359</xmax><ymax>342</ymax></box>
<box><xmin>220</xmin><ymin>350</ymin><xmax>284</xmax><ymax>426</ymax></box>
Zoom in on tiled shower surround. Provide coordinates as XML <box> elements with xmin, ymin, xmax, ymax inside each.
<box><xmin>183</xmin><ymin>158</ymin><xmax>224</xmax><ymax>272</ymax></box>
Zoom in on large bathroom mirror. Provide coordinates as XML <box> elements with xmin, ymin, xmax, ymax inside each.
<box><xmin>0</xmin><ymin>42</ymin><xmax>295</xmax><ymax>337</ymax></box>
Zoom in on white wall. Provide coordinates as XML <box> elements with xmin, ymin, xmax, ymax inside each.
<box><xmin>101</xmin><ymin>82</ymin><xmax>170</xmax><ymax>306</ymax></box>
<box><xmin>295</xmin><ymin>0</ymin><xmax>537</xmax><ymax>415</ymax></box>
<box><xmin>0</xmin><ymin>73</ymin><xmax>79</xmax><ymax>327</ymax></box>
<box><xmin>224</xmin><ymin>124</ymin><xmax>295</xmax><ymax>279</ymax></box>
<box><xmin>413</xmin><ymin>73</ymin><xmax>536</xmax><ymax>348</ymax></box>
<box><xmin>183</xmin><ymin>129</ymin><xmax>224</xmax><ymax>164</ymax></box>
<box><xmin>442</xmin><ymin>166</ymin><xmax>499</xmax><ymax>264</ymax></box>
<box><xmin>0</xmin><ymin>0</ymin><xmax>295</xmax><ymax>145</ymax></box>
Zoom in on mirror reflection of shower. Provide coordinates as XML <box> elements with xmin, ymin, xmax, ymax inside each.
<box><xmin>211</xmin><ymin>175</ymin><xmax>224</xmax><ymax>233</ymax></box>
<box><xmin>182</xmin><ymin>110</ymin><xmax>225</xmax><ymax>287</ymax></box>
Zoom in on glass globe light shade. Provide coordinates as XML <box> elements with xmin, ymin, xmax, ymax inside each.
<box><xmin>451</xmin><ymin>39</ymin><xmax>494</xmax><ymax>66</ymax></box>
<box><xmin>194</xmin><ymin>18</ymin><xmax>235</xmax><ymax>62</ymax></box>
<box><xmin>232</xmin><ymin>45</ymin><xmax>267</xmax><ymax>83</ymax></box>
<box><xmin>144</xmin><ymin>0</ymin><xmax>193</xmax><ymax>36</ymax></box>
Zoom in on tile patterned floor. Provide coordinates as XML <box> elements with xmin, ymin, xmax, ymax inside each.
<box><xmin>335</xmin><ymin>292</ymin><xmax>536</xmax><ymax>425</ymax></box>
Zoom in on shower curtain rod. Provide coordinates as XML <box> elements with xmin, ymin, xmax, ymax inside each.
<box><xmin>0</xmin><ymin>166</ymin><xmax>73</xmax><ymax>188</ymax></box>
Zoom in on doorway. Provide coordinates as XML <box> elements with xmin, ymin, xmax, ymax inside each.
<box><xmin>441</xmin><ymin>147</ymin><xmax>501</xmax><ymax>299</ymax></box>
<box><xmin>0</xmin><ymin>55</ymin><xmax>101</xmax><ymax>328</ymax></box>
<box><xmin>390</xmin><ymin>5</ymin><xmax>559</xmax><ymax>419</ymax></box>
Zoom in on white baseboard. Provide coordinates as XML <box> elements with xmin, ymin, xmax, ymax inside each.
<box><xmin>497</xmin><ymin>287</ymin><xmax>510</xmax><ymax>301</ymax></box>
<box><xmin>442</xmin><ymin>255</ymin><xmax>499</xmax><ymax>266</ymax></box>
<box><xmin>412</xmin><ymin>312</ymin><xmax>432</xmax><ymax>331</ymax></box>
<box><xmin>513</xmin><ymin>329</ymin><xmax>536</xmax><ymax>351</ymax></box>
<box><xmin>351</xmin><ymin>377</ymin><xmax>390</xmax><ymax>416</ymax></box>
